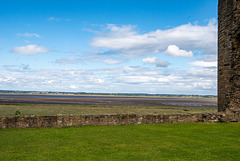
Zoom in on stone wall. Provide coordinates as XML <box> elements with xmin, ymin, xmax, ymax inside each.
<box><xmin>218</xmin><ymin>0</ymin><xmax>240</xmax><ymax>112</ymax></box>
<box><xmin>0</xmin><ymin>113</ymin><xmax>239</xmax><ymax>129</ymax></box>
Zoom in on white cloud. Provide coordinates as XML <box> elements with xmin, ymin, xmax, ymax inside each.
<box><xmin>142</xmin><ymin>57</ymin><xmax>169</xmax><ymax>67</ymax></box>
<box><xmin>189</xmin><ymin>61</ymin><xmax>217</xmax><ymax>67</ymax></box>
<box><xmin>55</xmin><ymin>57</ymin><xmax>82</xmax><ymax>64</ymax></box>
<box><xmin>142</xmin><ymin>57</ymin><xmax>156</xmax><ymax>64</ymax></box>
<box><xmin>70</xmin><ymin>85</ymin><xmax>78</xmax><ymax>89</ymax></box>
<box><xmin>164</xmin><ymin>45</ymin><xmax>193</xmax><ymax>57</ymax></box>
<box><xmin>106</xmin><ymin>24</ymin><xmax>137</xmax><ymax>36</ymax></box>
<box><xmin>11</xmin><ymin>44</ymin><xmax>49</xmax><ymax>55</ymax></box>
<box><xmin>17</xmin><ymin>33</ymin><xmax>40</xmax><ymax>38</ymax></box>
<box><xmin>48</xmin><ymin>17</ymin><xmax>56</xmax><ymax>21</ymax></box>
<box><xmin>103</xmin><ymin>59</ymin><xmax>120</xmax><ymax>64</ymax></box>
<box><xmin>90</xmin><ymin>19</ymin><xmax>217</xmax><ymax>57</ymax></box>
<box><xmin>116</xmin><ymin>75</ymin><xmax>180</xmax><ymax>84</ymax></box>
<box><xmin>47</xmin><ymin>17</ymin><xmax>71</xmax><ymax>22</ymax></box>
<box><xmin>88</xmin><ymin>77</ymin><xmax>105</xmax><ymax>84</ymax></box>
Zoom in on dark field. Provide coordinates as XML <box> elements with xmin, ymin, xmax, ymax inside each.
<box><xmin>0</xmin><ymin>94</ymin><xmax>217</xmax><ymax>116</ymax></box>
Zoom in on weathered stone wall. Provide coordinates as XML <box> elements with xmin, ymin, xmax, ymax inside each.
<box><xmin>218</xmin><ymin>0</ymin><xmax>240</xmax><ymax>112</ymax></box>
<box><xmin>0</xmin><ymin>113</ymin><xmax>239</xmax><ymax>129</ymax></box>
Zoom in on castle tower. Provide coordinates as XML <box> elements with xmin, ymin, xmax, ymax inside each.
<box><xmin>218</xmin><ymin>0</ymin><xmax>240</xmax><ymax>112</ymax></box>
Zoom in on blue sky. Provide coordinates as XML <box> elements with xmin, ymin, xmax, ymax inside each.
<box><xmin>0</xmin><ymin>0</ymin><xmax>218</xmax><ymax>95</ymax></box>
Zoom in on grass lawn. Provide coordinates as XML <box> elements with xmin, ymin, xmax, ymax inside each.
<box><xmin>0</xmin><ymin>123</ymin><xmax>239</xmax><ymax>161</ymax></box>
<box><xmin>0</xmin><ymin>103</ymin><xmax>217</xmax><ymax>116</ymax></box>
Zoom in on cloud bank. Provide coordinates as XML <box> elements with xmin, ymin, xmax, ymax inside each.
<box><xmin>0</xmin><ymin>65</ymin><xmax>217</xmax><ymax>95</ymax></box>
<box><xmin>91</xmin><ymin>19</ymin><xmax>217</xmax><ymax>57</ymax></box>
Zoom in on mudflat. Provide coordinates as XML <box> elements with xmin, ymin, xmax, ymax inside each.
<box><xmin>0</xmin><ymin>94</ymin><xmax>217</xmax><ymax>107</ymax></box>
<box><xmin>0</xmin><ymin>94</ymin><xmax>217</xmax><ymax>115</ymax></box>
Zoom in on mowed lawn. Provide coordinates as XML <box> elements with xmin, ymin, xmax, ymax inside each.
<box><xmin>0</xmin><ymin>123</ymin><xmax>239</xmax><ymax>161</ymax></box>
<box><xmin>0</xmin><ymin>103</ymin><xmax>217</xmax><ymax>116</ymax></box>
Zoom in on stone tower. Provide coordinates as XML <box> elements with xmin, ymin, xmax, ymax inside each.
<box><xmin>218</xmin><ymin>0</ymin><xmax>240</xmax><ymax>113</ymax></box>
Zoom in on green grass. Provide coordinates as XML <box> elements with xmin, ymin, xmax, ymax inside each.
<box><xmin>0</xmin><ymin>103</ymin><xmax>217</xmax><ymax>116</ymax></box>
<box><xmin>0</xmin><ymin>123</ymin><xmax>239</xmax><ymax>160</ymax></box>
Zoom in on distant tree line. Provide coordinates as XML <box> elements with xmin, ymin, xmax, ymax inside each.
<box><xmin>0</xmin><ymin>90</ymin><xmax>217</xmax><ymax>98</ymax></box>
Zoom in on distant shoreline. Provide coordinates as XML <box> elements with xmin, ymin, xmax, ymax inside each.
<box><xmin>0</xmin><ymin>90</ymin><xmax>217</xmax><ymax>99</ymax></box>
